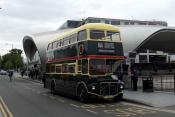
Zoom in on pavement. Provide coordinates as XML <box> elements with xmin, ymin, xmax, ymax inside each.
<box><xmin>14</xmin><ymin>72</ymin><xmax>42</xmax><ymax>84</ymax></box>
<box><xmin>124</xmin><ymin>90</ymin><xmax>175</xmax><ymax>108</ymax></box>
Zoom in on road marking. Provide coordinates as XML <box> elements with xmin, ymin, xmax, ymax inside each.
<box><xmin>0</xmin><ymin>96</ymin><xmax>13</xmax><ymax>117</ymax></box>
<box><xmin>42</xmin><ymin>94</ymin><xmax>47</xmax><ymax>96</ymax></box>
<box><xmin>86</xmin><ymin>109</ymin><xmax>98</xmax><ymax>114</ymax></box>
<box><xmin>49</xmin><ymin>96</ymin><xmax>56</xmax><ymax>100</ymax></box>
<box><xmin>105</xmin><ymin>104</ymin><xmax>115</xmax><ymax>107</ymax></box>
<box><xmin>104</xmin><ymin>109</ymin><xmax>137</xmax><ymax>117</ymax></box>
<box><xmin>70</xmin><ymin>104</ymin><xmax>80</xmax><ymax>108</ymax></box>
<box><xmin>103</xmin><ymin>105</ymin><xmax>157</xmax><ymax>117</ymax></box>
<box><xmin>0</xmin><ymin>103</ymin><xmax>7</xmax><ymax>117</ymax></box>
<box><xmin>123</xmin><ymin>102</ymin><xmax>175</xmax><ymax>114</ymax></box>
<box><xmin>57</xmin><ymin>99</ymin><xmax>65</xmax><ymax>103</ymax></box>
<box><xmin>81</xmin><ymin>104</ymin><xmax>106</xmax><ymax>109</ymax></box>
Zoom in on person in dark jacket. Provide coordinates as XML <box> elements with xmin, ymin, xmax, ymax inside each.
<box><xmin>117</xmin><ymin>71</ymin><xmax>123</xmax><ymax>81</ymax></box>
<box><xmin>131</xmin><ymin>70</ymin><xmax>138</xmax><ymax>91</ymax></box>
<box><xmin>8</xmin><ymin>70</ymin><xmax>13</xmax><ymax>82</ymax></box>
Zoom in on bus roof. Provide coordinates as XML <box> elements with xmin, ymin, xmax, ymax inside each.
<box><xmin>50</xmin><ymin>23</ymin><xmax>120</xmax><ymax>43</ymax></box>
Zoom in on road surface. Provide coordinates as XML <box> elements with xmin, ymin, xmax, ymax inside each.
<box><xmin>0</xmin><ymin>74</ymin><xmax>175</xmax><ymax>117</ymax></box>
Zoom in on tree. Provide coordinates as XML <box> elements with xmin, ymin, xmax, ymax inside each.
<box><xmin>1</xmin><ymin>53</ymin><xmax>12</xmax><ymax>70</ymax></box>
<box><xmin>1</xmin><ymin>49</ymin><xmax>24</xmax><ymax>70</ymax></box>
<box><xmin>0</xmin><ymin>55</ymin><xmax>2</xmax><ymax>69</ymax></box>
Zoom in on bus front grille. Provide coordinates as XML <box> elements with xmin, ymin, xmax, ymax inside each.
<box><xmin>100</xmin><ymin>82</ymin><xmax>118</xmax><ymax>96</ymax></box>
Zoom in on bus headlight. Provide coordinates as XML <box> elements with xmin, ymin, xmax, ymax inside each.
<box><xmin>120</xmin><ymin>85</ymin><xmax>124</xmax><ymax>89</ymax></box>
<box><xmin>92</xmin><ymin>86</ymin><xmax>96</xmax><ymax>90</ymax></box>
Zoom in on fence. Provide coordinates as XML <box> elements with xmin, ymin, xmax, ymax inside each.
<box><xmin>123</xmin><ymin>73</ymin><xmax>175</xmax><ymax>92</ymax></box>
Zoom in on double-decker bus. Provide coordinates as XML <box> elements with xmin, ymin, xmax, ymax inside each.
<box><xmin>45</xmin><ymin>23</ymin><xmax>125</xmax><ymax>102</ymax></box>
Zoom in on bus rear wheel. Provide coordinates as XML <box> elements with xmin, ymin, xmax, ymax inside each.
<box><xmin>51</xmin><ymin>81</ymin><xmax>55</xmax><ymax>94</ymax></box>
<box><xmin>78</xmin><ymin>85</ymin><xmax>88</xmax><ymax>103</ymax></box>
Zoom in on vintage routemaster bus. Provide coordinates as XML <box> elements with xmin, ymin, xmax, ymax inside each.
<box><xmin>45</xmin><ymin>23</ymin><xmax>125</xmax><ymax>102</ymax></box>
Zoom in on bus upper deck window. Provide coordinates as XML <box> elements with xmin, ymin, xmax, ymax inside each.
<box><xmin>48</xmin><ymin>43</ymin><xmax>53</xmax><ymax>50</ymax></box>
<box><xmin>57</xmin><ymin>41</ymin><xmax>61</xmax><ymax>48</ymax></box>
<box><xmin>90</xmin><ymin>30</ymin><xmax>105</xmax><ymax>40</ymax></box>
<box><xmin>107</xmin><ymin>31</ymin><xmax>120</xmax><ymax>41</ymax></box>
<box><xmin>53</xmin><ymin>41</ymin><xmax>57</xmax><ymax>49</ymax></box>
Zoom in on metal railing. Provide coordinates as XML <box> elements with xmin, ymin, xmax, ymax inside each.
<box><xmin>153</xmin><ymin>75</ymin><xmax>174</xmax><ymax>91</ymax></box>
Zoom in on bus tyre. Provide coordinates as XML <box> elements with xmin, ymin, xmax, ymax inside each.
<box><xmin>114</xmin><ymin>93</ymin><xmax>123</xmax><ymax>102</ymax></box>
<box><xmin>78</xmin><ymin>85</ymin><xmax>88</xmax><ymax>103</ymax></box>
<box><xmin>51</xmin><ymin>81</ymin><xmax>55</xmax><ymax>94</ymax></box>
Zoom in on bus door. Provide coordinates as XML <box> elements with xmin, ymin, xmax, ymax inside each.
<box><xmin>55</xmin><ymin>64</ymin><xmax>66</xmax><ymax>92</ymax></box>
<box><xmin>64</xmin><ymin>63</ymin><xmax>77</xmax><ymax>95</ymax></box>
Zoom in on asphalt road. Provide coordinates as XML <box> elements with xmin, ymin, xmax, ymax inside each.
<box><xmin>1</xmin><ymin>75</ymin><xmax>175</xmax><ymax>117</ymax></box>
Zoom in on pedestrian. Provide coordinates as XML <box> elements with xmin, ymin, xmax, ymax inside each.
<box><xmin>8</xmin><ymin>70</ymin><xmax>13</xmax><ymax>82</ymax></box>
<box><xmin>42</xmin><ymin>72</ymin><xmax>46</xmax><ymax>88</ymax></box>
<box><xmin>21</xmin><ymin>70</ymin><xmax>24</xmax><ymax>78</ymax></box>
<box><xmin>117</xmin><ymin>71</ymin><xmax>123</xmax><ymax>81</ymax></box>
<box><xmin>35</xmin><ymin>69</ymin><xmax>38</xmax><ymax>79</ymax></box>
<box><xmin>131</xmin><ymin>70</ymin><xmax>138</xmax><ymax>91</ymax></box>
<box><xmin>31</xmin><ymin>69</ymin><xmax>34</xmax><ymax>79</ymax></box>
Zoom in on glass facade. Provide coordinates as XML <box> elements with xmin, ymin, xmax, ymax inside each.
<box><xmin>30</xmin><ymin>51</ymin><xmax>41</xmax><ymax>64</ymax></box>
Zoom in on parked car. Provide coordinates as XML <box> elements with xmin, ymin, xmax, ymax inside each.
<box><xmin>0</xmin><ymin>70</ymin><xmax>8</xmax><ymax>75</ymax></box>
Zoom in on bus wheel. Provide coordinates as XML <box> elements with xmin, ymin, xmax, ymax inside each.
<box><xmin>78</xmin><ymin>85</ymin><xmax>88</xmax><ymax>103</ymax></box>
<box><xmin>114</xmin><ymin>93</ymin><xmax>123</xmax><ymax>102</ymax></box>
<box><xmin>51</xmin><ymin>81</ymin><xmax>55</xmax><ymax>94</ymax></box>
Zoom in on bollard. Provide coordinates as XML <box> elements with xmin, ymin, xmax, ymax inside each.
<box><xmin>161</xmin><ymin>75</ymin><xmax>163</xmax><ymax>91</ymax></box>
<box><xmin>174</xmin><ymin>72</ymin><xmax>175</xmax><ymax>94</ymax></box>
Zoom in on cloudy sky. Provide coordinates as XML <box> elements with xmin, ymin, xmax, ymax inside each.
<box><xmin>0</xmin><ymin>0</ymin><xmax>175</xmax><ymax>56</ymax></box>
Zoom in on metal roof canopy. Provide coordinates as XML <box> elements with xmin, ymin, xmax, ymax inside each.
<box><xmin>135</xmin><ymin>29</ymin><xmax>175</xmax><ymax>53</ymax></box>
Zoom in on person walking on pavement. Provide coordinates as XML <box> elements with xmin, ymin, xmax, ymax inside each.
<box><xmin>117</xmin><ymin>71</ymin><xmax>123</xmax><ymax>81</ymax></box>
<box><xmin>131</xmin><ymin>70</ymin><xmax>138</xmax><ymax>91</ymax></box>
<box><xmin>8</xmin><ymin>70</ymin><xmax>13</xmax><ymax>82</ymax></box>
<box><xmin>21</xmin><ymin>70</ymin><xmax>24</xmax><ymax>78</ymax></box>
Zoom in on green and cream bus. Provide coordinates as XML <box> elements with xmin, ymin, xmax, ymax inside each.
<box><xmin>45</xmin><ymin>23</ymin><xmax>125</xmax><ymax>102</ymax></box>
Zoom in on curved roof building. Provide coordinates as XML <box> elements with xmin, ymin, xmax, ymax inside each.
<box><xmin>119</xmin><ymin>25</ymin><xmax>175</xmax><ymax>53</ymax></box>
<box><xmin>23</xmin><ymin>18</ymin><xmax>175</xmax><ymax>72</ymax></box>
<box><xmin>23</xmin><ymin>29</ymin><xmax>71</xmax><ymax>71</ymax></box>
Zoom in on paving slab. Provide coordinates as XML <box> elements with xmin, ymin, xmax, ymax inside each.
<box><xmin>124</xmin><ymin>90</ymin><xmax>175</xmax><ymax>108</ymax></box>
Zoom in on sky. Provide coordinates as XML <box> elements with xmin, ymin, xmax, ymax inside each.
<box><xmin>0</xmin><ymin>0</ymin><xmax>175</xmax><ymax>56</ymax></box>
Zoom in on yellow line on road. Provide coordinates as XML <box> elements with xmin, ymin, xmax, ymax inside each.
<box><xmin>0</xmin><ymin>102</ymin><xmax>7</xmax><ymax>117</ymax></box>
<box><xmin>70</xmin><ymin>104</ymin><xmax>80</xmax><ymax>108</ymax></box>
<box><xmin>86</xmin><ymin>109</ymin><xmax>98</xmax><ymax>114</ymax></box>
<box><xmin>0</xmin><ymin>96</ymin><xmax>13</xmax><ymax>117</ymax></box>
<box><xmin>57</xmin><ymin>99</ymin><xmax>65</xmax><ymax>103</ymax></box>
